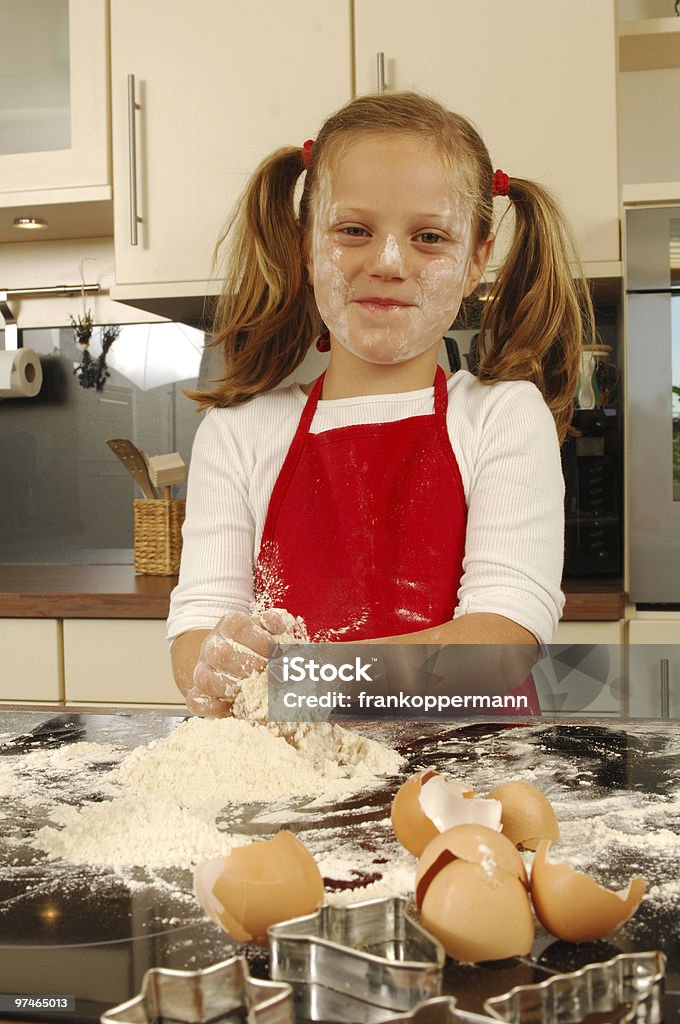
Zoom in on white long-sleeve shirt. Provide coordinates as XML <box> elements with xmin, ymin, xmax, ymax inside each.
<box><xmin>167</xmin><ymin>370</ymin><xmax>565</xmax><ymax>645</ymax></box>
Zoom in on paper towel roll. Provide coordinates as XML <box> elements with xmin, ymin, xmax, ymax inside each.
<box><xmin>0</xmin><ymin>348</ymin><xmax>43</xmax><ymax>399</ymax></box>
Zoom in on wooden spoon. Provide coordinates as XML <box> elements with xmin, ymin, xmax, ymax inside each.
<box><xmin>106</xmin><ymin>438</ymin><xmax>159</xmax><ymax>499</ymax></box>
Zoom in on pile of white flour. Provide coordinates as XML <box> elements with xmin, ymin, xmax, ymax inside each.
<box><xmin>28</xmin><ymin>716</ymin><xmax>402</xmax><ymax>869</ymax></box>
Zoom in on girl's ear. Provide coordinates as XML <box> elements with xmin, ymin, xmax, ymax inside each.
<box><xmin>463</xmin><ymin>234</ymin><xmax>494</xmax><ymax>298</ymax></box>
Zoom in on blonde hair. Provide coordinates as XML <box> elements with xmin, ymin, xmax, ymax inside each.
<box><xmin>192</xmin><ymin>91</ymin><xmax>594</xmax><ymax>442</ymax></box>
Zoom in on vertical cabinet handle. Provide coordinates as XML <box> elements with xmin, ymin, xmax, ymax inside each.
<box><xmin>660</xmin><ymin>658</ymin><xmax>670</xmax><ymax>719</ymax></box>
<box><xmin>127</xmin><ymin>74</ymin><xmax>141</xmax><ymax>247</ymax></box>
<box><xmin>376</xmin><ymin>51</ymin><xmax>386</xmax><ymax>93</ymax></box>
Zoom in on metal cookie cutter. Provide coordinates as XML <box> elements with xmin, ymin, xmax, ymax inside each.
<box><xmin>268</xmin><ymin>896</ymin><xmax>445</xmax><ymax>1019</ymax></box>
<box><xmin>386</xmin><ymin>996</ymin><xmax>495</xmax><ymax>1023</ymax></box>
<box><xmin>100</xmin><ymin>955</ymin><xmax>294</xmax><ymax>1024</ymax></box>
<box><xmin>483</xmin><ymin>950</ymin><xmax>667</xmax><ymax>1024</ymax></box>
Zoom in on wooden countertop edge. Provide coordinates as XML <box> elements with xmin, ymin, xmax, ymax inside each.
<box><xmin>0</xmin><ymin>566</ymin><xmax>626</xmax><ymax>620</ymax></box>
<box><xmin>0</xmin><ymin>593</ymin><xmax>171</xmax><ymax>618</ymax></box>
<box><xmin>562</xmin><ymin>588</ymin><xmax>626</xmax><ymax>620</ymax></box>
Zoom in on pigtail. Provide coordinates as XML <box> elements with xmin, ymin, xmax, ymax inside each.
<box><xmin>189</xmin><ymin>147</ymin><xmax>321</xmax><ymax>408</ymax></box>
<box><xmin>476</xmin><ymin>178</ymin><xmax>595</xmax><ymax>444</ymax></box>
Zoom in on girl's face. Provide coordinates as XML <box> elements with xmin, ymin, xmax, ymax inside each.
<box><xmin>306</xmin><ymin>134</ymin><xmax>492</xmax><ymax>368</ymax></box>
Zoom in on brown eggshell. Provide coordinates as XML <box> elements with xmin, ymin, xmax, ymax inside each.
<box><xmin>530</xmin><ymin>840</ymin><xmax>647</xmax><ymax>942</ymax></box>
<box><xmin>390</xmin><ymin>771</ymin><xmax>475</xmax><ymax>857</ymax></box>
<box><xmin>193</xmin><ymin>830</ymin><xmax>324</xmax><ymax>945</ymax></box>
<box><xmin>420</xmin><ymin>858</ymin><xmax>535</xmax><ymax>962</ymax></box>
<box><xmin>391</xmin><ymin>771</ymin><xmax>441</xmax><ymax>856</ymax></box>
<box><xmin>416</xmin><ymin>824</ymin><xmax>528</xmax><ymax>908</ymax></box>
<box><xmin>487</xmin><ymin>780</ymin><xmax>559</xmax><ymax>850</ymax></box>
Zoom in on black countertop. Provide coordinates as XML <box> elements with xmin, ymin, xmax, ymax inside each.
<box><xmin>0</xmin><ymin>712</ymin><xmax>678</xmax><ymax>1023</ymax></box>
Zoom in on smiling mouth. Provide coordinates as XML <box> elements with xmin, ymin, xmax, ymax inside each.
<box><xmin>354</xmin><ymin>298</ymin><xmax>415</xmax><ymax>312</ymax></box>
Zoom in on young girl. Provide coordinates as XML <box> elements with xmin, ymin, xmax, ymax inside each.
<box><xmin>168</xmin><ymin>91</ymin><xmax>593</xmax><ymax>717</ymax></box>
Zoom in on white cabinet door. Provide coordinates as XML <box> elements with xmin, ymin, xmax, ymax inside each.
<box><xmin>536</xmin><ymin>620</ymin><xmax>624</xmax><ymax>715</ymax></box>
<box><xmin>110</xmin><ymin>0</ymin><xmax>352</xmax><ymax>290</ymax></box>
<box><xmin>552</xmin><ymin>621</ymin><xmax>624</xmax><ymax>645</ymax></box>
<box><xmin>354</xmin><ymin>0</ymin><xmax>619</xmax><ymax>268</ymax></box>
<box><xmin>628</xmin><ymin>619</ymin><xmax>680</xmax><ymax>718</ymax></box>
<box><xmin>0</xmin><ymin>0</ymin><xmax>109</xmax><ymax>199</ymax></box>
<box><xmin>63</xmin><ymin>619</ymin><xmax>182</xmax><ymax>705</ymax></box>
<box><xmin>0</xmin><ymin>619</ymin><xmax>62</xmax><ymax>702</ymax></box>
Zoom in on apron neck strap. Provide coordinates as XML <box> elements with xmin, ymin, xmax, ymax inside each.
<box><xmin>433</xmin><ymin>364</ymin><xmax>449</xmax><ymax>416</ymax></box>
<box><xmin>298</xmin><ymin>371</ymin><xmax>325</xmax><ymax>432</ymax></box>
<box><xmin>303</xmin><ymin>365</ymin><xmax>448</xmax><ymax>421</ymax></box>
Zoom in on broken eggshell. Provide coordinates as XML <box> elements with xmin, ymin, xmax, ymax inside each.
<box><xmin>193</xmin><ymin>830</ymin><xmax>324</xmax><ymax>945</ymax></box>
<box><xmin>415</xmin><ymin>824</ymin><xmax>534</xmax><ymax>963</ymax></box>
<box><xmin>391</xmin><ymin>771</ymin><xmax>500</xmax><ymax>857</ymax></box>
<box><xmin>486</xmin><ymin>780</ymin><xmax>559</xmax><ymax>850</ymax></box>
<box><xmin>530</xmin><ymin>839</ymin><xmax>647</xmax><ymax>942</ymax></box>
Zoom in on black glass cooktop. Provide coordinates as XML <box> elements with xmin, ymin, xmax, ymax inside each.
<box><xmin>0</xmin><ymin>712</ymin><xmax>678</xmax><ymax>1023</ymax></box>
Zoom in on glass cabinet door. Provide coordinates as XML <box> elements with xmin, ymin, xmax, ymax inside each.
<box><xmin>0</xmin><ymin>0</ymin><xmax>71</xmax><ymax>156</ymax></box>
<box><xmin>0</xmin><ymin>0</ymin><xmax>109</xmax><ymax>197</ymax></box>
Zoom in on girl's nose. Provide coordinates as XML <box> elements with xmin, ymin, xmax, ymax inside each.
<box><xmin>365</xmin><ymin>233</ymin><xmax>406</xmax><ymax>279</ymax></box>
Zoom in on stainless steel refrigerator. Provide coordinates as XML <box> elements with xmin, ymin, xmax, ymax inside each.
<box><xmin>625</xmin><ymin>205</ymin><xmax>680</xmax><ymax>604</ymax></box>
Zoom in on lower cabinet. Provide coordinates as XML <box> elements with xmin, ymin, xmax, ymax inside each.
<box><xmin>536</xmin><ymin>620</ymin><xmax>625</xmax><ymax>716</ymax></box>
<box><xmin>5</xmin><ymin>614</ymin><xmax>674</xmax><ymax>716</ymax></box>
<box><xmin>627</xmin><ymin>619</ymin><xmax>680</xmax><ymax>719</ymax></box>
<box><xmin>63</xmin><ymin>619</ymin><xmax>182</xmax><ymax>705</ymax></box>
<box><xmin>0</xmin><ymin>618</ymin><xmax>63</xmax><ymax>702</ymax></box>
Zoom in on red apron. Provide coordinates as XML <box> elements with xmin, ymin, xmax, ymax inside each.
<box><xmin>254</xmin><ymin>366</ymin><xmax>540</xmax><ymax>715</ymax></box>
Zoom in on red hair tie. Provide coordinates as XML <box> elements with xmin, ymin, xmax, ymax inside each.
<box><xmin>302</xmin><ymin>139</ymin><xmax>314</xmax><ymax>169</ymax></box>
<box><xmin>492</xmin><ymin>169</ymin><xmax>510</xmax><ymax>197</ymax></box>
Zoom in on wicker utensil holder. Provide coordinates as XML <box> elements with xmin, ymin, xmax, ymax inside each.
<box><xmin>133</xmin><ymin>499</ymin><xmax>186</xmax><ymax>575</ymax></box>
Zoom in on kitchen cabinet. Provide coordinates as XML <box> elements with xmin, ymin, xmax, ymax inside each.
<box><xmin>619</xmin><ymin>16</ymin><xmax>680</xmax><ymax>72</ymax></box>
<box><xmin>618</xmin><ymin>14</ymin><xmax>680</xmax><ymax>202</ymax></box>
<box><xmin>0</xmin><ymin>0</ymin><xmax>111</xmax><ymax>244</ymax></box>
<box><xmin>63</xmin><ymin>619</ymin><xmax>181</xmax><ymax>705</ymax></box>
<box><xmin>0</xmin><ymin>619</ymin><xmax>62</xmax><ymax>702</ymax></box>
<box><xmin>109</xmin><ymin>0</ymin><xmax>352</xmax><ymax>313</ymax></box>
<box><xmin>553</xmin><ymin>620</ymin><xmax>624</xmax><ymax>645</ymax></box>
<box><xmin>627</xmin><ymin>618</ymin><xmax>680</xmax><ymax>718</ymax></box>
<box><xmin>0</xmin><ymin>568</ymin><xmax>630</xmax><ymax>713</ymax></box>
<box><xmin>354</xmin><ymin>0</ymin><xmax>620</xmax><ymax>271</ymax></box>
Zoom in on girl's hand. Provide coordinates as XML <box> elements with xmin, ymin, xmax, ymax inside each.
<box><xmin>185</xmin><ymin>608</ymin><xmax>288</xmax><ymax>717</ymax></box>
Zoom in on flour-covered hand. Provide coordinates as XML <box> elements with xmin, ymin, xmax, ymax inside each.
<box><xmin>186</xmin><ymin>608</ymin><xmax>289</xmax><ymax>717</ymax></box>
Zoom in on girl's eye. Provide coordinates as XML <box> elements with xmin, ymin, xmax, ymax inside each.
<box><xmin>338</xmin><ymin>225</ymin><xmax>369</xmax><ymax>238</ymax></box>
<box><xmin>415</xmin><ymin>231</ymin><xmax>445</xmax><ymax>245</ymax></box>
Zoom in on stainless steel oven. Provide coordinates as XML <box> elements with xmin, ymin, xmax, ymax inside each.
<box><xmin>625</xmin><ymin>205</ymin><xmax>680</xmax><ymax>604</ymax></box>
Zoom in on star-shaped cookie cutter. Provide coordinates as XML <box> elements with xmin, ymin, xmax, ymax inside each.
<box><xmin>483</xmin><ymin>949</ymin><xmax>667</xmax><ymax>1024</ymax></box>
<box><xmin>100</xmin><ymin>955</ymin><xmax>294</xmax><ymax>1024</ymax></box>
<box><xmin>268</xmin><ymin>896</ymin><xmax>445</xmax><ymax>1015</ymax></box>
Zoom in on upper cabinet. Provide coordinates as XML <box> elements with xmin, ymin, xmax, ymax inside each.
<box><xmin>619</xmin><ymin>16</ymin><xmax>680</xmax><ymax>71</ymax></box>
<box><xmin>0</xmin><ymin>0</ymin><xmax>111</xmax><ymax>243</ymax></box>
<box><xmin>354</xmin><ymin>0</ymin><xmax>620</xmax><ymax>272</ymax></box>
<box><xmin>109</xmin><ymin>0</ymin><xmax>352</xmax><ymax>316</ymax></box>
<box><xmin>617</xmin><ymin>4</ymin><xmax>680</xmax><ymax>204</ymax></box>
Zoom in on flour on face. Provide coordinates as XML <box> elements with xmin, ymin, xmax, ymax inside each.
<box><xmin>307</xmin><ymin>135</ymin><xmax>480</xmax><ymax>368</ymax></box>
<box><xmin>378</xmin><ymin>233</ymin><xmax>405</xmax><ymax>276</ymax></box>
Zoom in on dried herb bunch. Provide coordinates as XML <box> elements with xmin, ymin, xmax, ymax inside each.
<box><xmin>71</xmin><ymin>312</ymin><xmax>120</xmax><ymax>392</ymax></box>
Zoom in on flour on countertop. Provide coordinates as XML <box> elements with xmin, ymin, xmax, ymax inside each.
<box><xmin>11</xmin><ymin>605</ymin><xmax>405</xmax><ymax>871</ymax></box>
<box><xmin>24</xmin><ymin>716</ymin><xmax>402</xmax><ymax>869</ymax></box>
<box><xmin>2</xmin><ymin>718</ymin><xmax>680</xmax><ymax>929</ymax></box>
